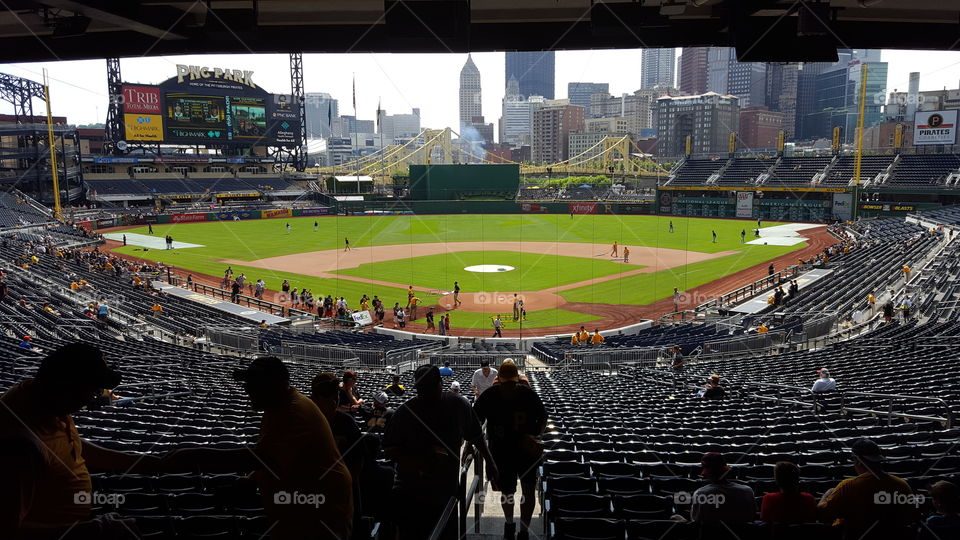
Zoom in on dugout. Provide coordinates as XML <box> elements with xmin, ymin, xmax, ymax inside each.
<box><xmin>408</xmin><ymin>164</ymin><xmax>520</xmax><ymax>200</ymax></box>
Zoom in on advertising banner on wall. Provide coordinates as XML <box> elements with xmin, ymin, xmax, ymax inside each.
<box><xmin>300</xmin><ymin>207</ymin><xmax>331</xmax><ymax>217</ymax></box>
<box><xmin>619</xmin><ymin>204</ymin><xmax>651</xmax><ymax>215</ymax></box>
<box><xmin>123</xmin><ymin>113</ymin><xmax>163</xmax><ymax>141</ymax></box>
<box><xmin>262</xmin><ymin>208</ymin><xmax>293</xmax><ymax>219</ymax></box>
<box><xmin>914</xmin><ymin>110</ymin><xmax>958</xmax><ymax>146</ymax></box>
<box><xmin>832</xmin><ymin>193</ymin><xmax>853</xmax><ymax>221</ymax></box>
<box><xmin>735</xmin><ymin>192</ymin><xmax>754</xmax><ymax>218</ymax></box>
<box><xmin>658</xmin><ymin>193</ymin><xmax>672</xmax><ymax>214</ymax></box>
<box><xmin>568</xmin><ymin>202</ymin><xmax>598</xmax><ymax>215</ymax></box>
<box><xmin>170</xmin><ymin>213</ymin><xmax>208</xmax><ymax>224</ymax></box>
<box><xmin>212</xmin><ymin>210</ymin><xmax>257</xmax><ymax>221</ymax></box>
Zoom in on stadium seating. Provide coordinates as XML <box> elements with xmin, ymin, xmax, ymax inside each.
<box><xmin>667</xmin><ymin>159</ymin><xmax>726</xmax><ymax>186</ymax></box>
<box><xmin>766</xmin><ymin>156</ymin><xmax>832</xmax><ymax>186</ymax></box>
<box><xmin>715</xmin><ymin>158</ymin><xmax>776</xmax><ymax>187</ymax></box>
<box><xmin>821</xmin><ymin>155</ymin><xmax>895</xmax><ymax>186</ymax></box>
<box><xmin>0</xmin><ymin>191</ymin><xmax>54</xmax><ymax>226</ymax></box>
<box><xmin>884</xmin><ymin>154</ymin><xmax>960</xmax><ymax>188</ymax></box>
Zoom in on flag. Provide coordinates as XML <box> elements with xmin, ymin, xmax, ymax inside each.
<box><xmin>327</xmin><ymin>102</ymin><xmax>332</xmax><ymax>127</ymax></box>
<box><xmin>352</xmin><ymin>74</ymin><xmax>356</xmax><ymax>114</ymax></box>
<box><xmin>376</xmin><ymin>98</ymin><xmax>381</xmax><ymax>131</ymax></box>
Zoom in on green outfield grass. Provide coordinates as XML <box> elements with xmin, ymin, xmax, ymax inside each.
<box><xmin>115</xmin><ymin>214</ymin><xmax>805</xmax><ymax>330</ymax></box>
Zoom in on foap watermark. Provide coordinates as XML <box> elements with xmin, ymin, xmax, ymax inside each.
<box><xmin>74</xmin><ymin>490</ymin><xmax>125</xmax><ymax>508</ymax></box>
<box><xmin>477</xmin><ymin>491</ymin><xmax>525</xmax><ymax>505</ymax></box>
<box><xmin>471</xmin><ymin>292</ymin><xmax>526</xmax><ymax>306</ymax></box>
<box><xmin>674</xmin><ymin>491</ymin><xmax>725</xmax><ymax>508</ymax></box>
<box><xmin>874</xmin><ymin>491</ymin><xmax>925</xmax><ymax>507</ymax></box>
<box><xmin>274</xmin><ymin>490</ymin><xmax>326</xmax><ymax>508</ymax></box>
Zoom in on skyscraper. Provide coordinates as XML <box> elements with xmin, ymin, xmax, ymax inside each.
<box><xmin>303</xmin><ymin>92</ymin><xmax>338</xmax><ymax>139</ymax></box>
<box><xmin>567</xmin><ymin>82</ymin><xmax>610</xmax><ymax>112</ymax></box>
<box><xmin>532</xmin><ymin>100</ymin><xmax>584</xmax><ymax>163</ymax></box>
<box><xmin>655</xmin><ymin>92</ymin><xmax>740</xmax><ymax>157</ymax></box>
<box><xmin>500</xmin><ymin>77</ymin><xmax>540</xmax><ymax>147</ymax></box>
<box><xmin>764</xmin><ymin>63</ymin><xmax>799</xmax><ymax>139</ymax></box>
<box><xmin>641</xmin><ymin>48</ymin><xmax>676</xmax><ymax>89</ymax></box>
<box><xmin>678</xmin><ymin>48</ymin><xmax>709</xmax><ymax>95</ymax></box>
<box><xmin>459</xmin><ymin>54</ymin><xmax>482</xmax><ymax>133</ymax></box>
<box><xmin>505</xmin><ymin>51</ymin><xmax>555</xmax><ymax>99</ymax></box>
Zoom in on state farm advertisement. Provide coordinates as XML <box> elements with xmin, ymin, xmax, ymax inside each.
<box><xmin>568</xmin><ymin>202</ymin><xmax>598</xmax><ymax>215</ymax></box>
<box><xmin>170</xmin><ymin>213</ymin><xmax>207</xmax><ymax>223</ymax></box>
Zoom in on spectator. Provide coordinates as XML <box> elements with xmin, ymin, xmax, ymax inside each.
<box><xmin>150</xmin><ymin>302</ymin><xmax>163</xmax><ymax>316</ymax></box>
<box><xmin>473</xmin><ymin>360</ymin><xmax>547</xmax><ymax>540</ymax></box>
<box><xmin>450</xmin><ymin>381</ymin><xmax>462</xmax><ymax>394</ymax></box>
<box><xmin>919</xmin><ymin>480</ymin><xmax>960</xmax><ymax>539</ymax></box>
<box><xmin>690</xmin><ymin>452</ymin><xmax>756</xmax><ymax>523</ymax></box>
<box><xmin>96</xmin><ymin>302</ymin><xmax>109</xmax><ymax>321</ymax></box>
<box><xmin>760</xmin><ymin>461</ymin><xmax>817</xmax><ymax>524</ymax></box>
<box><xmin>472</xmin><ymin>360</ymin><xmax>498</xmax><ymax>397</ymax></box>
<box><xmin>700</xmin><ymin>374</ymin><xmax>726</xmax><ymax>399</ymax></box>
<box><xmin>383</xmin><ymin>365</ymin><xmax>497</xmax><ymax>540</ymax></box>
<box><xmin>365</xmin><ymin>391</ymin><xmax>394</xmax><ymax>434</ymax></box>
<box><xmin>590</xmin><ymin>328</ymin><xmax>605</xmax><ymax>345</ymax></box>
<box><xmin>817</xmin><ymin>438</ymin><xmax>917</xmax><ymax>540</ymax></box>
<box><xmin>0</xmin><ymin>343</ymin><xmax>159</xmax><ymax>539</ymax></box>
<box><xmin>439</xmin><ymin>361</ymin><xmax>454</xmax><ymax>376</ymax></box>
<box><xmin>357</xmin><ymin>434</ymin><xmax>396</xmax><ymax>537</ymax></box>
<box><xmin>671</xmin><ymin>346</ymin><xmax>685</xmax><ymax>372</ymax></box>
<box><xmin>882</xmin><ymin>300</ymin><xmax>894</xmax><ymax>323</ymax></box>
<box><xmin>812</xmin><ymin>368</ymin><xmax>837</xmax><ymax>392</ymax></box>
<box><xmin>385</xmin><ymin>374</ymin><xmax>405</xmax><ymax>396</ymax></box>
<box><xmin>310</xmin><ymin>373</ymin><xmax>363</xmax><ymax>477</ymax></box>
<box><xmin>338</xmin><ymin>370</ymin><xmax>365</xmax><ymax>413</ymax></box>
<box><xmin>163</xmin><ymin>357</ymin><xmax>353</xmax><ymax>540</ymax></box>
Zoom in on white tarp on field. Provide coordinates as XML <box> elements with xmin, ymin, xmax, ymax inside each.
<box><xmin>103</xmin><ymin>233</ymin><xmax>204</xmax><ymax>249</ymax></box>
<box><xmin>745</xmin><ymin>223</ymin><xmax>821</xmax><ymax>247</ymax></box>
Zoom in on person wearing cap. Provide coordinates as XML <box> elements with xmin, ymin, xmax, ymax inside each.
<box><xmin>164</xmin><ymin>357</ymin><xmax>353</xmax><ymax>540</ymax></box>
<box><xmin>576</xmin><ymin>326</ymin><xmax>589</xmax><ymax>344</ymax></box>
<box><xmin>473</xmin><ymin>360</ymin><xmax>546</xmax><ymax>540</ymax></box>
<box><xmin>449</xmin><ymin>381</ymin><xmax>462</xmax><ymax>394</ymax></box>
<box><xmin>919</xmin><ymin>480</ymin><xmax>960</xmax><ymax>540</ymax></box>
<box><xmin>365</xmin><ymin>391</ymin><xmax>394</xmax><ymax>434</ymax></box>
<box><xmin>689</xmin><ymin>452</ymin><xmax>756</xmax><ymax>523</ymax></box>
<box><xmin>0</xmin><ymin>343</ymin><xmax>158</xmax><ymax>539</ymax></box>
<box><xmin>472</xmin><ymin>360</ymin><xmax>498</xmax><ymax>397</ymax></box>
<box><xmin>812</xmin><ymin>368</ymin><xmax>837</xmax><ymax>393</ymax></box>
<box><xmin>383</xmin><ymin>364</ymin><xmax>497</xmax><ymax>540</ymax></box>
<box><xmin>590</xmin><ymin>329</ymin><xmax>604</xmax><ymax>345</ymax></box>
<box><xmin>817</xmin><ymin>438</ymin><xmax>916</xmax><ymax>540</ymax></box>
<box><xmin>439</xmin><ymin>361</ymin><xmax>454</xmax><ymax>376</ymax></box>
<box><xmin>385</xmin><ymin>374</ymin><xmax>406</xmax><ymax>396</ymax></box>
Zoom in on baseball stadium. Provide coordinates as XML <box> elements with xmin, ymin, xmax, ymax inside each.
<box><xmin>3</xmin><ymin>2</ymin><xmax>960</xmax><ymax>540</ymax></box>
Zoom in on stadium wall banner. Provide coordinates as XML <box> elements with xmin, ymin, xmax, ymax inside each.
<box><xmin>262</xmin><ymin>208</ymin><xmax>293</xmax><ymax>219</ymax></box>
<box><xmin>75</xmin><ymin>220</ymin><xmax>93</xmax><ymax>230</ymax></box>
<box><xmin>658</xmin><ymin>193</ymin><xmax>672</xmax><ymax>214</ymax></box>
<box><xmin>170</xmin><ymin>213</ymin><xmax>208</xmax><ymax>224</ymax></box>
<box><xmin>736</xmin><ymin>192</ymin><xmax>754</xmax><ymax>218</ymax></box>
<box><xmin>568</xmin><ymin>202</ymin><xmax>598</xmax><ymax>215</ymax></box>
<box><xmin>618</xmin><ymin>204</ymin><xmax>652</xmax><ymax>215</ymax></box>
<box><xmin>832</xmin><ymin>193</ymin><xmax>853</xmax><ymax>221</ymax></box>
<box><xmin>123</xmin><ymin>113</ymin><xmax>163</xmax><ymax>141</ymax></box>
<box><xmin>95</xmin><ymin>218</ymin><xmax>119</xmax><ymax>229</ymax></box>
<box><xmin>914</xmin><ymin>110</ymin><xmax>958</xmax><ymax>146</ymax></box>
<box><xmin>299</xmin><ymin>207</ymin><xmax>331</xmax><ymax>217</ymax></box>
<box><xmin>520</xmin><ymin>203</ymin><xmax>549</xmax><ymax>213</ymax></box>
<box><xmin>210</xmin><ymin>210</ymin><xmax>258</xmax><ymax>221</ymax></box>
<box><xmin>759</xmin><ymin>199</ymin><xmax>830</xmax><ymax>208</ymax></box>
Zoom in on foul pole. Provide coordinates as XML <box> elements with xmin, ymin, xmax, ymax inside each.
<box><xmin>852</xmin><ymin>63</ymin><xmax>868</xmax><ymax>221</ymax></box>
<box><xmin>42</xmin><ymin>69</ymin><xmax>61</xmax><ymax>220</ymax></box>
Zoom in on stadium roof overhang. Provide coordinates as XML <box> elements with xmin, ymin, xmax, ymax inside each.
<box><xmin>0</xmin><ymin>1</ymin><xmax>957</xmax><ymax>63</ymax></box>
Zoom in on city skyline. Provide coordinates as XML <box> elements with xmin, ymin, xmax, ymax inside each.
<box><xmin>1</xmin><ymin>49</ymin><xmax>958</xmax><ymax>142</ymax></box>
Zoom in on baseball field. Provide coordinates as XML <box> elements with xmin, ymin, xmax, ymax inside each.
<box><xmin>109</xmin><ymin>214</ymin><xmax>828</xmax><ymax>335</ymax></box>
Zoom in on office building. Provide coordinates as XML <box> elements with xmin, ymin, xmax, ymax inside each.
<box><xmin>459</xmin><ymin>54</ymin><xmax>482</xmax><ymax>133</ymax></box>
<box><xmin>505</xmin><ymin>51</ymin><xmax>555</xmax><ymax>99</ymax></box>
<box><xmin>303</xmin><ymin>92</ymin><xmax>338</xmax><ymax>139</ymax></box>
<box><xmin>641</xmin><ymin>48</ymin><xmax>676</xmax><ymax>89</ymax></box>
<box><xmin>678</xmin><ymin>47</ymin><xmax>709</xmax><ymax>95</ymax></box>
<box><xmin>568</xmin><ymin>82</ymin><xmax>610</xmax><ymax>112</ymax></box>
<box><xmin>739</xmin><ymin>107</ymin><xmax>784</xmax><ymax>150</ymax></box>
<box><xmin>655</xmin><ymin>92</ymin><xmax>740</xmax><ymax>157</ymax></box>
<box><xmin>532</xmin><ymin>99</ymin><xmax>584</xmax><ymax>163</ymax></box>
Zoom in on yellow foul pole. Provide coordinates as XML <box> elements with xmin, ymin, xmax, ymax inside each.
<box><xmin>852</xmin><ymin>63</ymin><xmax>868</xmax><ymax>221</ymax></box>
<box><xmin>43</xmin><ymin>69</ymin><xmax>61</xmax><ymax>220</ymax></box>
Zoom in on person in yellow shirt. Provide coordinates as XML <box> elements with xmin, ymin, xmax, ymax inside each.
<box><xmin>623</xmin><ymin>246</ymin><xmax>630</xmax><ymax>263</ymax></box>
<box><xmin>162</xmin><ymin>357</ymin><xmax>354</xmax><ymax>539</ymax></box>
<box><xmin>406</xmin><ymin>285</ymin><xmax>415</xmax><ymax>308</ymax></box>
<box><xmin>70</xmin><ymin>281</ymin><xmax>80</xmax><ymax>291</ymax></box>
<box><xmin>576</xmin><ymin>326</ymin><xmax>590</xmax><ymax>344</ymax></box>
<box><xmin>30</xmin><ymin>255</ymin><xmax>38</xmax><ymax>264</ymax></box>
<box><xmin>610</xmin><ymin>241</ymin><xmax>618</xmax><ymax>257</ymax></box>
<box><xmin>409</xmin><ymin>296</ymin><xmax>420</xmax><ymax>320</ymax></box>
<box><xmin>151</xmin><ymin>303</ymin><xmax>163</xmax><ymax>316</ymax></box>
<box><xmin>757</xmin><ymin>323</ymin><xmax>769</xmax><ymax>333</ymax></box>
<box><xmin>0</xmin><ymin>343</ymin><xmax>160</xmax><ymax>539</ymax></box>
<box><xmin>590</xmin><ymin>329</ymin><xmax>605</xmax><ymax>345</ymax></box>
<box><xmin>570</xmin><ymin>333</ymin><xmax>579</xmax><ymax>346</ymax></box>
<box><xmin>259</xmin><ymin>320</ymin><xmax>268</xmax><ymax>329</ymax></box>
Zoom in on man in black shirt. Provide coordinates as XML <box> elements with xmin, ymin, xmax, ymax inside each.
<box><xmin>384</xmin><ymin>365</ymin><xmax>497</xmax><ymax>540</ymax></box>
<box><xmin>473</xmin><ymin>360</ymin><xmax>546</xmax><ymax>540</ymax></box>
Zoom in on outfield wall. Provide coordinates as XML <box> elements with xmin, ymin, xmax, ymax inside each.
<box><xmin>84</xmin><ymin>207</ymin><xmax>332</xmax><ymax>230</ymax></box>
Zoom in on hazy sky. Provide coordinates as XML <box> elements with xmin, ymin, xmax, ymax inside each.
<box><xmin>1</xmin><ymin>49</ymin><xmax>958</xmax><ymax>135</ymax></box>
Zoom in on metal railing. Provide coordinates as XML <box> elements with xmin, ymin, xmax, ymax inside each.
<box><xmin>204</xmin><ymin>327</ymin><xmax>260</xmax><ymax>352</ymax></box>
<box><xmin>426</xmin><ymin>448</ymin><xmax>484</xmax><ymax>540</ymax></box>
<box><xmin>554</xmin><ymin>347</ymin><xmax>665</xmax><ymax>370</ymax></box>
<box><xmin>167</xmin><ymin>276</ymin><xmax>298</xmax><ymax>319</ymax></box>
<box><xmin>424</xmin><ymin>352</ymin><xmax>524</xmax><ymax>370</ymax></box>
